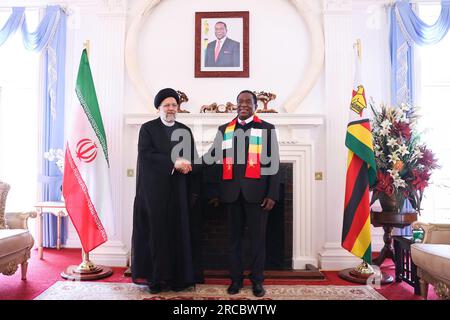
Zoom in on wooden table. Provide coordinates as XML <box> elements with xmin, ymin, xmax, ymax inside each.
<box><xmin>370</xmin><ymin>211</ymin><xmax>417</xmax><ymax>266</ymax></box>
<box><xmin>34</xmin><ymin>201</ymin><xmax>68</xmax><ymax>259</ymax></box>
<box><xmin>393</xmin><ymin>236</ymin><xmax>421</xmax><ymax>295</ymax></box>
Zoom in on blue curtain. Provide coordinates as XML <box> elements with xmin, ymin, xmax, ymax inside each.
<box><xmin>390</xmin><ymin>0</ymin><xmax>450</xmax><ymax>235</ymax></box>
<box><xmin>0</xmin><ymin>6</ymin><xmax>67</xmax><ymax>247</ymax></box>
<box><xmin>390</xmin><ymin>0</ymin><xmax>450</xmax><ymax>106</ymax></box>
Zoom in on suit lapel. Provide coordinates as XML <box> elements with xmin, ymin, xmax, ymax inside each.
<box><xmin>220</xmin><ymin>38</ymin><xmax>229</xmax><ymax>55</ymax></box>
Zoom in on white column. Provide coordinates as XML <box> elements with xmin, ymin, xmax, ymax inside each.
<box><xmin>89</xmin><ymin>0</ymin><xmax>129</xmax><ymax>266</ymax></box>
<box><xmin>318</xmin><ymin>0</ymin><xmax>362</xmax><ymax>270</ymax></box>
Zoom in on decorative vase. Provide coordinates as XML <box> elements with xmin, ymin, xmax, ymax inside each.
<box><xmin>378</xmin><ymin>193</ymin><xmax>398</xmax><ymax>213</ymax></box>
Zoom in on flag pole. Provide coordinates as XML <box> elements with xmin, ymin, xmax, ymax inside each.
<box><xmin>83</xmin><ymin>39</ymin><xmax>90</xmax><ymax>57</ymax></box>
<box><xmin>60</xmin><ymin>39</ymin><xmax>112</xmax><ymax>281</ymax></box>
<box><xmin>353</xmin><ymin>38</ymin><xmax>361</xmax><ymax>63</ymax></box>
<box><xmin>338</xmin><ymin>41</ymin><xmax>393</xmax><ymax>285</ymax></box>
<box><xmin>338</xmin><ymin>40</ymin><xmax>373</xmax><ymax>282</ymax></box>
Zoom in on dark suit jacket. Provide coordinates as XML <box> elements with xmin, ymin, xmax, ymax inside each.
<box><xmin>204</xmin><ymin>38</ymin><xmax>240</xmax><ymax>67</ymax></box>
<box><xmin>201</xmin><ymin>119</ymin><xmax>281</xmax><ymax>204</ymax></box>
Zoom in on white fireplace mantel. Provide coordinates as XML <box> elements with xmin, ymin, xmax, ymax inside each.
<box><xmin>123</xmin><ymin>112</ymin><xmax>324</xmax><ymax>269</ymax></box>
<box><xmin>125</xmin><ymin>113</ymin><xmax>324</xmax><ymax>149</ymax></box>
<box><xmin>125</xmin><ymin>113</ymin><xmax>324</xmax><ymax>127</ymax></box>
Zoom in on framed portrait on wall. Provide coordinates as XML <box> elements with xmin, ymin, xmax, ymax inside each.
<box><xmin>195</xmin><ymin>11</ymin><xmax>249</xmax><ymax>78</ymax></box>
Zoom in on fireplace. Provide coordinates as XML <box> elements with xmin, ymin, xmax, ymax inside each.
<box><xmin>198</xmin><ymin>163</ymin><xmax>293</xmax><ymax>270</ymax></box>
<box><xmin>124</xmin><ymin>113</ymin><xmax>323</xmax><ymax>270</ymax></box>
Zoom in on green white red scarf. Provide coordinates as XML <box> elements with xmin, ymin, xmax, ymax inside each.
<box><xmin>222</xmin><ymin>115</ymin><xmax>262</xmax><ymax>180</ymax></box>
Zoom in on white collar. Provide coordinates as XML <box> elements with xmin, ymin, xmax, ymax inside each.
<box><xmin>217</xmin><ymin>37</ymin><xmax>227</xmax><ymax>45</ymax></box>
<box><xmin>238</xmin><ymin>115</ymin><xmax>254</xmax><ymax>125</ymax></box>
<box><xmin>160</xmin><ymin>115</ymin><xmax>175</xmax><ymax>127</ymax></box>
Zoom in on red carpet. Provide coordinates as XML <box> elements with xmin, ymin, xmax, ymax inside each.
<box><xmin>0</xmin><ymin>248</ymin><xmax>129</xmax><ymax>300</ymax></box>
<box><xmin>0</xmin><ymin>247</ymin><xmax>439</xmax><ymax>300</ymax></box>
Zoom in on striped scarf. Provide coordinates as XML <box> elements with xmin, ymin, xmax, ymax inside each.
<box><xmin>222</xmin><ymin>115</ymin><xmax>262</xmax><ymax>180</ymax></box>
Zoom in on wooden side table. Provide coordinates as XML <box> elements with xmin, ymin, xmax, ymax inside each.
<box><xmin>393</xmin><ymin>236</ymin><xmax>421</xmax><ymax>295</ymax></box>
<box><xmin>370</xmin><ymin>211</ymin><xmax>417</xmax><ymax>266</ymax></box>
<box><xmin>34</xmin><ymin>201</ymin><xmax>68</xmax><ymax>259</ymax></box>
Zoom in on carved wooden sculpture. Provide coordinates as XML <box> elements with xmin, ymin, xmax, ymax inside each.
<box><xmin>200</xmin><ymin>102</ymin><xmax>218</xmax><ymax>113</ymax></box>
<box><xmin>176</xmin><ymin>90</ymin><xmax>190</xmax><ymax>113</ymax></box>
<box><xmin>200</xmin><ymin>102</ymin><xmax>237</xmax><ymax>113</ymax></box>
<box><xmin>254</xmin><ymin>91</ymin><xmax>277</xmax><ymax>113</ymax></box>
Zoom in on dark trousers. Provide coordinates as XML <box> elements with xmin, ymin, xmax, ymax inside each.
<box><xmin>226</xmin><ymin>193</ymin><xmax>268</xmax><ymax>284</ymax></box>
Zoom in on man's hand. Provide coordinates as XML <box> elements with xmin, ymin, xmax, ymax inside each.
<box><xmin>261</xmin><ymin>198</ymin><xmax>275</xmax><ymax>211</ymax></box>
<box><xmin>174</xmin><ymin>158</ymin><xmax>192</xmax><ymax>174</ymax></box>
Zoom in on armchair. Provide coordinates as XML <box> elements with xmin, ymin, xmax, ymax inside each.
<box><xmin>410</xmin><ymin>221</ymin><xmax>450</xmax><ymax>300</ymax></box>
<box><xmin>0</xmin><ymin>181</ymin><xmax>36</xmax><ymax>280</ymax></box>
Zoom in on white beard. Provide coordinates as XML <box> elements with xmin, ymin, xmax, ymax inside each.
<box><xmin>160</xmin><ymin>110</ymin><xmax>176</xmax><ymax>125</ymax></box>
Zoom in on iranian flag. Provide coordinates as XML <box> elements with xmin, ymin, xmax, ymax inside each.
<box><xmin>62</xmin><ymin>49</ymin><xmax>113</xmax><ymax>253</ymax></box>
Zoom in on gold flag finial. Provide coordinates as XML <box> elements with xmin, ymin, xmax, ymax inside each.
<box><xmin>83</xmin><ymin>40</ymin><xmax>90</xmax><ymax>58</ymax></box>
<box><xmin>353</xmin><ymin>39</ymin><xmax>362</xmax><ymax>62</ymax></box>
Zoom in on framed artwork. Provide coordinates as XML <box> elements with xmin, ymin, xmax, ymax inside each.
<box><xmin>195</xmin><ymin>11</ymin><xmax>249</xmax><ymax>78</ymax></box>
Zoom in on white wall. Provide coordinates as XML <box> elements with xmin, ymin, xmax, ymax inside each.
<box><xmin>61</xmin><ymin>0</ymin><xmax>391</xmax><ymax>268</ymax></box>
<box><xmin>125</xmin><ymin>0</ymin><xmax>324</xmax><ymax>115</ymax></box>
<box><xmin>352</xmin><ymin>1</ymin><xmax>391</xmax><ymax>106</ymax></box>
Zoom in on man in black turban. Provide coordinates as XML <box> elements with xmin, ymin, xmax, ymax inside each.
<box><xmin>131</xmin><ymin>88</ymin><xmax>203</xmax><ymax>293</ymax></box>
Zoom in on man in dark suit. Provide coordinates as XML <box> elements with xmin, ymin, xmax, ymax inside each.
<box><xmin>201</xmin><ymin>90</ymin><xmax>280</xmax><ymax>297</ymax></box>
<box><xmin>204</xmin><ymin>21</ymin><xmax>240</xmax><ymax>67</ymax></box>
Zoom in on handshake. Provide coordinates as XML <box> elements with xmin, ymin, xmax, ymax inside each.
<box><xmin>174</xmin><ymin>158</ymin><xmax>192</xmax><ymax>174</ymax></box>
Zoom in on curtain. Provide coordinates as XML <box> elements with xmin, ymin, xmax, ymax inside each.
<box><xmin>389</xmin><ymin>0</ymin><xmax>450</xmax><ymax>235</ymax></box>
<box><xmin>390</xmin><ymin>0</ymin><xmax>450</xmax><ymax>106</ymax></box>
<box><xmin>0</xmin><ymin>6</ymin><xmax>67</xmax><ymax>247</ymax></box>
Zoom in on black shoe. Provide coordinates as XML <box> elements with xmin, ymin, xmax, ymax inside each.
<box><xmin>172</xmin><ymin>284</ymin><xmax>193</xmax><ymax>292</ymax></box>
<box><xmin>148</xmin><ymin>283</ymin><xmax>162</xmax><ymax>294</ymax></box>
<box><xmin>227</xmin><ymin>281</ymin><xmax>243</xmax><ymax>295</ymax></box>
<box><xmin>148</xmin><ymin>282</ymin><xmax>168</xmax><ymax>294</ymax></box>
<box><xmin>251</xmin><ymin>282</ymin><xmax>265</xmax><ymax>297</ymax></box>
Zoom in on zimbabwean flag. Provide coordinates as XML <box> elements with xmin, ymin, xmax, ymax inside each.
<box><xmin>62</xmin><ymin>49</ymin><xmax>114</xmax><ymax>253</ymax></box>
<box><xmin>341</xmin><ymin>56</ymin><xmax>377</xmax><ymax>264</ymax></box>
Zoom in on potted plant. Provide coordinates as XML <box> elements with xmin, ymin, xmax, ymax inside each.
<box><xmin>370</xmin><ymin>101</ymin><xmax>439</xmax><ymax>215</ymax></box>
<box><xmin>368</xmin><ymin>101</ymin><xmax>439</xmax><ymax>266</ymax></box>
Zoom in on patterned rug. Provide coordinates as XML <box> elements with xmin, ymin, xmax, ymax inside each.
<box><xmin>34</xmin><ymin>281</ymin><xmax>386</xmax><ymax>300</ymax></box>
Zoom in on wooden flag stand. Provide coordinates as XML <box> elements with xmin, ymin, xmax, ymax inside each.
<box><xmin>338</xmin><ymin>261</ymin><xmax>393</xmax><ymax>285</ymax></box>
<box><xmin>61</xmin><ymin>249</ymin><xmax>113</xmax><ymax>281</ymax></box>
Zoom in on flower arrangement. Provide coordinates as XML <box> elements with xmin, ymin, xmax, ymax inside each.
<box><xmin>370</xmin><ymin>101</ymin><xmax>439</xmax><ymax>213</ymax></box>
<box><xmin>43</xmin><ymin>148</ymin><xmax>64</xmax><ymax>173</ymax></box>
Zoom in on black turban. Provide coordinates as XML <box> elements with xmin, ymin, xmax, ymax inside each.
<box><xmin>154</xmin><ymin>88</ymin><xmax>180</xmax><ymax>109</ymax></box>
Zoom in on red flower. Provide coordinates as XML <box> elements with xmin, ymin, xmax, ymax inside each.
<box><xmin>418</xmin><ymin>146</ymin><xmax>439</xmax><ymax>170</ymax></box>
<box><xmin>412</xmin><ymin>169</ymin><xmax>430</xmax><ymax>193</ymax></box>
<box><xmin>375</xmin><ymin>171</ymin><xmax>394</xmax><ymax>196</ymax></box>
<box><xmin>393</xmin><ymin>121</ymin><xmax>412</xmax><ymax>140</ymax></box>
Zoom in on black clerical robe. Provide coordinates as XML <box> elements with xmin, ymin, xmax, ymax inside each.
<box><xmin>131</xmin><ymin>118</ymin><xmax>201</xmax><ymax>287</ymax></box>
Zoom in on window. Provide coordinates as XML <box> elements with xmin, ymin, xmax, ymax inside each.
<box><xmin>416</xmin><ymin>4</ymin><xmax>450</xmax><ymax>223</ymax></box>
<box><xmin>0</xmin><ymin>9</ymin><xmax>40</xmax><ymax>236</ymax></box>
